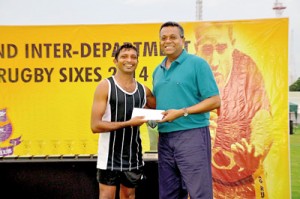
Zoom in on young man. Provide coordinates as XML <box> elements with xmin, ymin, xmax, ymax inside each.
<box><xmin>91</xmin><ymin>43</ymin><xmax>156</xmax><ymax>199</ymax></box>
<box><xmin>153</xmin><ymin>21</ymin><xmax>221</xmax><ymax>199</ymax></box>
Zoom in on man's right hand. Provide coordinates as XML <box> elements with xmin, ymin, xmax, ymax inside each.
<box><xmin>129</xmin><ymin>116</ymin><xmax>147</xmax><ymax>127</ymax></box>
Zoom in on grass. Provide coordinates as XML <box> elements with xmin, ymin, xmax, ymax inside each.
<box><xmin>291</xmin><ymin>125</ymin><xmax>300</xmax><ymax>199</ymax></box>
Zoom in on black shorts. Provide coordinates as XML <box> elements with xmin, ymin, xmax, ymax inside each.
<box><xmin>97</xmin><ymin>169</ymin><xmax>144</xmax><ymax>188</ymax></box>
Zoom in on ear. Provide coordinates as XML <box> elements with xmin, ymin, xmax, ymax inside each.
<box><xmin>181</xmin><ymin>37</ymin><xmax>186</xmax><ymax>46</ymax></box>
<box><xmin>113</xmin><ymin>58</ymin><xmax>117</xmax><ymax>64</ymax></box>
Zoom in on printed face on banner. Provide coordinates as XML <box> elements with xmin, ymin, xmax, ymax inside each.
<box><xmin>195</xmin><ymin>24</ymin><xmax>234</xmax><ymax>89</ymax></box>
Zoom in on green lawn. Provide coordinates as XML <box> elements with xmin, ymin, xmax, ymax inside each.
<box><xmin>291</xmin><ymin>125</ymin><xmax>300</xmax><ymax>199</ymax></box>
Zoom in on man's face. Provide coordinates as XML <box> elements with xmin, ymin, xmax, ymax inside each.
<box><xmin>160</xmin><ymin>26</ymin><xmax>185</xmax><ymax>58</ymax></box>
<box><xmin>114</xmin><ymin>48</ymin><xmax>138</xmax><ymax>74</ymax></box>
<box><xmin>195</xmin><ymin>26</ymin><xmax>233</xmax><ymax>88</ymax></box>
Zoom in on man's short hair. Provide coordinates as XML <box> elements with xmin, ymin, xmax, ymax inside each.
<box><xmin>114</xmin><ymin>43</ymin><xmax>138</xmax><ymax>60</ymax></box>
<box><xmin>159</xmin><ymin>21</ymin><xmax>184</xmax><ymax>38</ymax></box>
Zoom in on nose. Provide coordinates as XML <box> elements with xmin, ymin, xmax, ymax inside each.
<box><xmin>125</xmin><ymin>57</ymin><xmax>134</xmax><ymax>62</ymax></box>
<box><xmin>210</xmin><ymin>50</ymin><xmax>220</xmax><ymax>71</ymax></box>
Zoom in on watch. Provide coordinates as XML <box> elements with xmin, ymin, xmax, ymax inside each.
<box><xmin>183</xmin><ymin>108</ymin><xmax>189</xmax><ymax>117</ymax></box>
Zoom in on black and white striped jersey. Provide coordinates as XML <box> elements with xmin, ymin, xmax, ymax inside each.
<box><xmin>97</xmin><ymin>76</ymin><xmax>146</xmax><ymax>171</ymax></box>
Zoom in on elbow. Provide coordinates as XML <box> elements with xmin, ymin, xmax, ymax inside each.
<box><xmin>91</xmin><ymin>123</ymin><xmax>104</xmax><ymax>134</ymax></box>
<box><xmin>213</xmin><ymin>96</ymin><xmax>221</xmax><ymax>109</ymax></box>
<box><xmin>91</xmin><ymin>121</ymin><xmax>96</xmax><ymax>133</ymax></box>
<box><xmin>216</xmin><ymin>99</ymin><xmax>221</xmax><ymax>109</ymax></box>
<box><xmin>91</xmin><ymin>127</ymin><xmax>106</xmax><ymax>134</ymax></box>
<box><xmin>91</xmin><ymin>118</ymin><xmax>107</xmax><ymax>133</ymax></box>
<box><xmin>91</xmin><ymin>126</ymin><xmax>98</xmax><ymax>134</ymax></box>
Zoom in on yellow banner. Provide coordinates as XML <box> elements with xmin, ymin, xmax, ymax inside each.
<box><xmin>0</xmin><ymin>18</ymin><xmax>289</xmax><ymax>198</ymax></box>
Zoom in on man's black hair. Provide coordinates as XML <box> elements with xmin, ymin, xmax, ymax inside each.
<box><xmin>114</xmin><ymin>43</ymin><xmax>138</xmax><ymax>59</ymax></box>
<box><xmin>159</xmin><ymin>21</ymin><xmax>184</xmax><ymax>38</ymax></box>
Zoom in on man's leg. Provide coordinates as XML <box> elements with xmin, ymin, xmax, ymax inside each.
<box><xmin>176</xmin><ymin>127</ymin><xmax>213</xmax><ymax>199</ymax></box>
<box><xmin>119</xmin><ymin>184</ymin><xmax>135</xmax><ymax>199</ymax></box>
<box><xmin>97</xmin><ymin>169</ymin><xmax>119</xmax><ymax>199</ymax></box>
<box><xmin>119</xmin><ymin>169</ymin><xmax>144</xmax><ymax>199</ymax></box>
<box><xmin>99</xmin><ymin>183</ymin><xmax>117</xmax><ymax>199</ymax></box>
<box><xmin>158</xmin><ymin>133</ymin><xmax>188</xmax><ymax>199</ymax></box>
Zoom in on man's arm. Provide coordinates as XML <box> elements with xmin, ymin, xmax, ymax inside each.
<box><xmin>144</xmin><ymin>86</ymin><xmax>156</xmax><ymax>109</ymax></box>
<box><xmin>90</xmin><ymin>80</ymin><xmax>147</xmax><ymax>133</ymax></box>
<box><xmin>159</xmin><ymin>95</ymin><xmax>221</xmax><ymax>123</ymax></box>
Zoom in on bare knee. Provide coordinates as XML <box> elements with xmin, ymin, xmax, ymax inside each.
<box><xmin>99</xmin><ymin>183</ymin><xmax>116</xmax><ymax>199</ymax></box>
<box><xmin>119</xmin><ymin>184</ymin><xmax>135</xmax><ymax>199</ymax></box>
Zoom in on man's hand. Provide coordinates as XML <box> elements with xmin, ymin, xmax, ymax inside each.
<box><xmin>158</xmin><ymin>109</ymin><xmax>184</xmax><ymax>123</ymax></box>
<box><xmin>129</xmin><ymin>116</ymin><xmax>147</xmax><ymax>126</ymax></box>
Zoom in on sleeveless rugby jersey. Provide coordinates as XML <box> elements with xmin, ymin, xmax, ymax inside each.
<box><xmin>96</xmin><ymin>76</ymin><xmax>146</xmax><ymax>171</ymax></box>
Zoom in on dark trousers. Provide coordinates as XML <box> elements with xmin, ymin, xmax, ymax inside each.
<box><xmin>158</xmin><ymin>127</ymin><xmax>213</xmax><ymax>199</ymax></box>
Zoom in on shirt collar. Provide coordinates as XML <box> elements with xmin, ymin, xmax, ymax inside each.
<box><xmin>160</xmin><ymin>49</ymin><xmax>188</xmax><ymax>68</ymax></box>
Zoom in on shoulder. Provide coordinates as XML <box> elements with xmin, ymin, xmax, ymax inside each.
<box><xmin>135</xmin><ymin>82</ymin><xmax>152</xmax><ymax>94</ymax></box>
<box><xmin>182</xmin><ymin>53</ymin><xmax>210</xmax><ymax>71</ymax></box>
<box><xmin>187</xmin><ymin>53</ymin><xmax>208</xmax><ymax>64</ymax></box>
<box><xmin>143</xmin><ymin>85</ymin><xmax>152</xmax><ymax>95</ymax></box>
<box><xmin>153</xmin><ymin>58</ymin><xmax>166</xmax><ymax>74</ymax></box>
<box><xmin>98</xmin><ymin>78</ymin><xmax>110</xmax><ymax>87</ymax></box>
<box><xmin>94</xmin><ymin>78</ymin><xmax>110</xmax><ymax>95</ymax></box>
<box><xmin>91</xmin><ymin>78</ymin><xmax>111</xmax><ymax>103</ymax></box>
<box><xmin>136</xmin><ymin>81</ymin><xmax>147</xmax><ymax>94</ymax></box>
<box><xmin>153</xmin><ymin>63</ymin><xmax>163</xmax><ymax>74</ymax></box>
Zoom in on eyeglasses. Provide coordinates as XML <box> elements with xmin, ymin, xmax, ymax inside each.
<box><xmin>200</xmin><ymin>44</ymin><xmax>228</xmax><ymax>56</ymax></box>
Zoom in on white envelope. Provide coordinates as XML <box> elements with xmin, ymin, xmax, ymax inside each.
<box><xmin>131</xmin><ymin>108</ymin><xmax>164</xmax><ymax>120</ymax></box>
